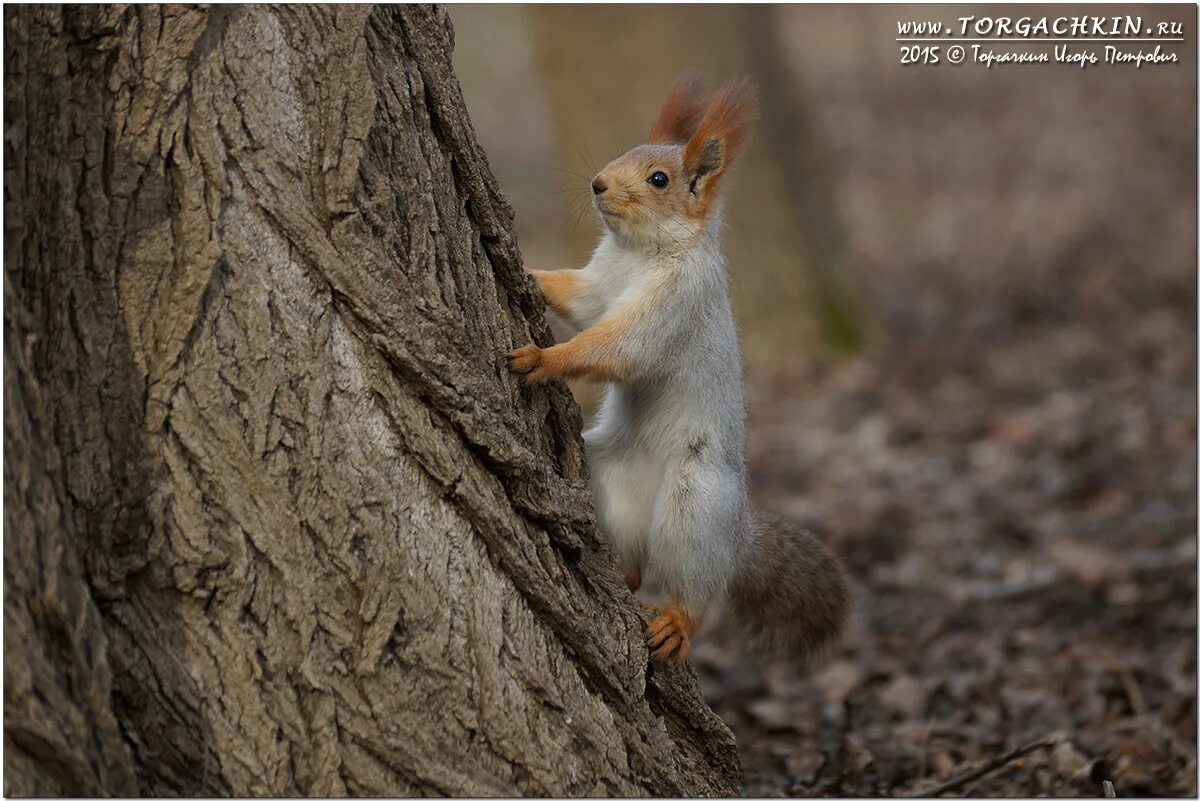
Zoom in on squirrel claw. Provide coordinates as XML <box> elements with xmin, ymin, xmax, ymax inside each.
<box><xmin>652</xmin><ymin>635</ymin><xmax>681</xmax><ymax>661</ymax></box>
<box><xmin>652</xmin><ymin>635</ymin><xmax>691</xmax><ymax>663</ymax></box>
<box><xmin>646</xmin><ymin>606</ymin><xmax>695</xmax><ymax>665</ymax></box>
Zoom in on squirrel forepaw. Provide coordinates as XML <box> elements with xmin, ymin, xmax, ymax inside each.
<box><xmin>647</xmin><ymin>606</ymin><xmax>695</xmax><ymax>664</ymax></box>
<box><xmin>506</xmin><ymin>344</ymin><xmax>548</xmax><ymax>383</ymax></box>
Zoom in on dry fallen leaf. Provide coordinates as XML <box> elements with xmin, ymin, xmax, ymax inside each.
<box><xmin>813</xmin><ymin>659</ymin><xmax>862</xmax><ymax>705</ymax></box>
<box><xmin>747</xmin><ymin>697</ymin><xmax>800</xmax><ymax>731</ymax></box>
<box><xmin>1049</xmin><ymin>539</ymin><xmax>1130</xmax><ymax>586</ymax></box>
<box><xmin>878</xmin><ymin>673</ymin><xmax>927</xmax><ymax>718</ymax></box>
<box><xmin>931</xmin><ymin>749</ymin><xmax>957</xmax><ymax>780</ymax></box>
<box><xmin>1051</xmin><ymin>739</ymin><xmax>1091</xmax><ymax>778</ymax></box>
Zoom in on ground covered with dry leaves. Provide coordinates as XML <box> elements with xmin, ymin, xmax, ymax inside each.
<box><xmin>695</xmin><ymin>275</ymin><xmax>1195</xmax><ymax>795</ymax></box>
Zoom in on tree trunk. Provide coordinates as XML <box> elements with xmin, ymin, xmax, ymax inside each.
<box><xmin>3</xmin><ymin>5</ymin><xmax>739</xmax><ymax>796</ymax></box>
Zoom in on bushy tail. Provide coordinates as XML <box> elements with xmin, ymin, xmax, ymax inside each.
<box><xmin>729</xmin><ymin>511</ymin><xmax>849</xmax><ymax>662</ymax></box>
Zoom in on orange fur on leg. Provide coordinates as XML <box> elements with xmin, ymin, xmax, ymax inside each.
<box><xmin>646</xmin><ymin>605</ymin><xmax>696</xmax><ymax>664</ymax></box>
<box><xmin>528</xmin><ymin>269</ymin><xmax>580</xmax><ymax>318</ymax></box>
<box><xmin>508</xmin><ymin>314</ymin><xmax>634</xmax><ymax>385</ymax></box>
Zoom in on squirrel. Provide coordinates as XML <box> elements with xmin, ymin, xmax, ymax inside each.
<box><xmin>508</xmin><ymin>74</ymin><xmax>848</xmax><ymax>664</ymax></box>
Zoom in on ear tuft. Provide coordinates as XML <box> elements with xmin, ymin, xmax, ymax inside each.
<box><xmin>649</xmin><ymin>71</ymin><xmax>711</xmax><ymax>144</ymax></box>
<box><xmin>683</xmin><ymin>78</ymin><xmax>758</xmax><ymax>185</ymax></box>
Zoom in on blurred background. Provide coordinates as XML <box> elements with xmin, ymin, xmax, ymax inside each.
<box><xmin>451</xmin><ymin>5</ymin><xmax>1197</xmax><ymax>796</ymax></box>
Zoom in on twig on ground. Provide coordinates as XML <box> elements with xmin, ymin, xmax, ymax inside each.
<box><xmin>1101</xmin><ymin>654</ymin><xmax>1147</xmax><ymax>716</ymax></box>
<box><xmin>916</xmin><ymin>734</ymin><xmax>1063</xmax><ymax>797</ymax></box>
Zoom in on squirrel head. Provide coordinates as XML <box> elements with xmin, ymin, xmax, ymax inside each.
<box><xmin>590</xmin><ymin>73</ymin><xmax>758</xmax><ymax>249</ymax></box>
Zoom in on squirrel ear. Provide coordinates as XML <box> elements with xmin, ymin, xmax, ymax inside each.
<box><xmin>683</xmin><ymin>79</ymin><xmax>758</xmax><ymax>190</ymax></box>
<box><xmin>649</xmin><ymin>71</ymin><xmax>711</xmax><ymax>144</ymax></box>
<box><xmin>691</xmin><ymin>138</ymin><xmax>723</xmax><ymax>176</ymax></box>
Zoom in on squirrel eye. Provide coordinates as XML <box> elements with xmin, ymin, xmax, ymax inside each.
<box><xmin>647</xmin><ymin>171</ymin><xmax>669</xmax><ymax>189</ymax></box>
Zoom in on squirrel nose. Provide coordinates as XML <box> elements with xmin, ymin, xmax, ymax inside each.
<box><xmin>591</xmin><ymin>177</ymin><xmax>607</xmax><ymax>195</ymax></box>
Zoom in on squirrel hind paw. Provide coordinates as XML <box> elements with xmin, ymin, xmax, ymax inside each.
<box><xmin>646</xmin><ymin>606</ymin><xmax>695</xmax><ymax>664</ymax></box>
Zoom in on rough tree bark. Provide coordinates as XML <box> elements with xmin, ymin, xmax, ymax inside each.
<box><xmin>4</xmin><ymin>5</ymin><xmax>739</xmax><ymax>796</ymax></box>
